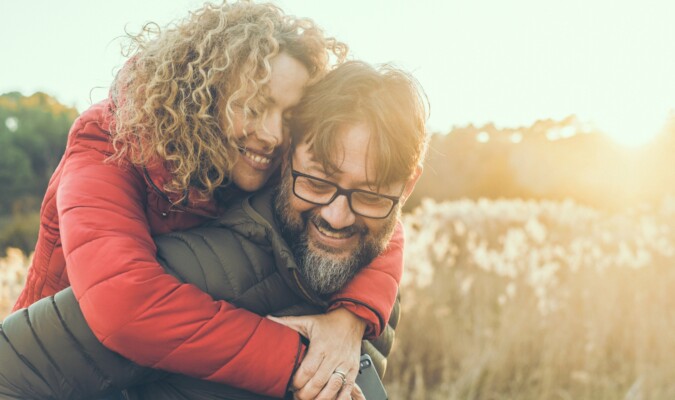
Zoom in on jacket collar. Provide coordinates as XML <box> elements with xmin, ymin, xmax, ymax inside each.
<box><xmin>242</xmin><ymin>187</ymin><xmax>328</xmax><ymax>309</ymax></box>
<box><xmin>141</xmin><ymin>162</ymin><xmax>225</xmax><ymax>218</ymax></box>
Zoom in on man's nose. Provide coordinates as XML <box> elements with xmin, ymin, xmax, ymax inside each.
<box><xmin>258</xmin><ymin>111</ymin><xmax>284</xmax><ymax>151</ymax></box>
<box><xmin>319</xmin><ymin>195</ymin><xmax>356</xmax><ymax>230</ymax></box>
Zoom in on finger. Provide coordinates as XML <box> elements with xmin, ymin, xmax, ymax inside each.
<box><xmin>291</xmin><ymin>349</ymin><xmax>326</xmax><ymax>391</ymax></box>
<box><xmin>293</xmin><ymin>357</ymin><xmax>339</xmax><ymax>400</ymax></box>
<box><xmin>350</xmin><ymin>383</ymin><xmax>367</xmax><ymax>400</ymax></box>
<box><xmin>336</xmin><ymin>380</ymin><xmax>354</xmax><ymax>400</ymax></box>
<box><xmin>335</xmin><ymin>365</ymin><xmax>358</xmax><ymax>400</ymax></box>
<box><xmin>311</xmin><ymin>370</ymin><xmax>347</xmax><ymax>400</ymax></box>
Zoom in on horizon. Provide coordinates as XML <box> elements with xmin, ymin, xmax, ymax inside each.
<box><xmin>2</xmin><ymin>0</ymin><xmax>674</xmax><ymax>147</ymax></box>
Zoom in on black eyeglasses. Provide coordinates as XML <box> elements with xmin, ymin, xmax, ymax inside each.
<box><xmin>290</xmin><ymin>161</ymin><xmax>402</xmax><ymax>219</ymax></box>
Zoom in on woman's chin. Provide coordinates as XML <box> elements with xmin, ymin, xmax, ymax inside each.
<box><xmin>232</xmin><ymin>175</ymin><xmax>267</xmax><ymax>193</ymax></box>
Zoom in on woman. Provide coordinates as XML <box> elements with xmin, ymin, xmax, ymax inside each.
<box><xmin>11</xmin><ymin>2</ymin><xmax>403</xmax><ymax>399</ymax></box>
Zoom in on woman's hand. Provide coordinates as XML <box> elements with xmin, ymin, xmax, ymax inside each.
<box><xmin>267</xmin><ymin>308</ymin><xmax>366</xmax><ymax>400</ymax></box>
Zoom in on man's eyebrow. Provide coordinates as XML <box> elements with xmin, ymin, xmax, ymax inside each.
<box><xmin>304</xmin><ymin>162</ymin><xmax>327</xmax><ymax>176</ymax></box>
<box><xmin>303</xmin><ymin>162</ymin><xmax>376</xmax><ymax>189</ymax></box>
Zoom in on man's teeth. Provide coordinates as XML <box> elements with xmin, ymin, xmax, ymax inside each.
<box><xmin>316</xmin><ymin>224</ymin><xmax>352</xmax><ymax>239</ymax></box>
<box><xmin>243</xmin><ymin>150</ymin><xmax>271</xmax><ymax>164</ymax></box>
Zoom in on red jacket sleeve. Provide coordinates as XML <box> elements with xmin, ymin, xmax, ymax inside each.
<box><xmin>58</xmin><ymin>117</ymin><xmax>303</xmax><ymax>398</ymax></box>
<box><xmin>327</xmin><ymin>221</ymin><xmax>404</xmax><ymax>338</ymax></box>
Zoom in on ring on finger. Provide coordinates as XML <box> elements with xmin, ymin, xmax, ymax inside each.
<box><xmin>333</xmin><ymin>370</ymin><xmax>347</xmax><ymax>386</ymax></box>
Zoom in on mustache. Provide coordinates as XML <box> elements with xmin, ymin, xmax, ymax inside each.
<box><xmin>308</xmin><ymin>213</ymin><xmax>366</xmax><ymax>237</ymax></box>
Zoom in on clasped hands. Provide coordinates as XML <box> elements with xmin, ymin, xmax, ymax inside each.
<box><xmin>268</xmin><ymin>308</ymin><xmax>368</xmax><ymax>400</ymax></box>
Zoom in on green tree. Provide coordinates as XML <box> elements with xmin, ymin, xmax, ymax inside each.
<box><xmin>0</xmin><ymin>92</ymin><xmax>77</xmax><ymax>211</ymax></box>
<box><xmin>0</xmin><ymin>92</ymin><xmax>77</xmax><ymax>253</ymax></box>
<box><xmin>0</xmin><ymin>136</ymin><xmax>35</xmax><ymax>211</ymax></box>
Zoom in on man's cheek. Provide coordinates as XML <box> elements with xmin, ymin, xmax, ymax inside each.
<box><xmin>290</xmin><ymin>196</ymin><xmax>315</xmax><ymax>214</ymax></box>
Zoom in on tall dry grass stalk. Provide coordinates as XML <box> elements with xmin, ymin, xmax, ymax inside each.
<box><xmin>385</xmin><ymin>197</ymin><xmax>675</xmax><ymax>399</ymax></box>
<box><xmin>0</xmin><ymin>248</ymin><xmax>30</xmax><ymax>319</ymax></box>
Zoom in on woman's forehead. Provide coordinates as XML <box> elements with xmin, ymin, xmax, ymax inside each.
<box><xmin>267</xmin><ymin>53</ymin><xmax>310</xmax><ymax>109</ymax></box>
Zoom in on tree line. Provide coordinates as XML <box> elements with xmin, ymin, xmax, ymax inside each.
<box><xmin>405</xmin><ymin>115</ymin><xmax>675</xmax><ymax>212</ymax></box>
<box><xmin>0</xmin><ymin>92</ymin><xmax>76</xmax><ymax>253</ymax></box>
<box><xmin>1</xmin><ymin>91</ymin><xmax>673</xmax><ymax>254</ymax></box>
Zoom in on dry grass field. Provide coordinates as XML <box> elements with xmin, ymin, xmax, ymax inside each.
<box><xmin>2</xmin><ymin>197</ymin><xmax>675</xmax><ymax>399</ymax></box>
<box><xmin>385</xmin><ymin>196</ymin><xmax>675</xmax><ymax>399</ymax></box>
<box><xmin>0</xmin><ymin>247</ymin><xmax>29</xmax><ymax>318</ymax></box>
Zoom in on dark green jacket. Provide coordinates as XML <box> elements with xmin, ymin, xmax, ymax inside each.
<box><xmin>0</xmin><ymin>189</ymin><xmax>398</xmax><ymax>399</ymax></box>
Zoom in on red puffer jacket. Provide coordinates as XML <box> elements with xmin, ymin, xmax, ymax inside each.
<box><xmin>13</xmin><ymin>98</ymin><xmax>404</xmax><ymax>398</ymax></box>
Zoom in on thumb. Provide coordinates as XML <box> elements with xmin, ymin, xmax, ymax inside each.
<box><xmin>266</xmin><ymin>315</ymin><xmax>311</xmax><ymax>337</ymax></box>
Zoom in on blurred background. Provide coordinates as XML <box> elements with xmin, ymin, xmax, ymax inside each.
<box><xmin>1</xmin><ymin>1</ymin><xmax>674</xmax><ymax>399</ymax></box>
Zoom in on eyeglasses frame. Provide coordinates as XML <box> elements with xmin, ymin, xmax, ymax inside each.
<box><xmin>289</xmin><ymin>161</ymin><xmax>403</xmax><ymax>219</ymax></box>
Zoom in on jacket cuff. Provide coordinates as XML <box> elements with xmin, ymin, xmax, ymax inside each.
<box><xmin>286</xmin><ymin>335</ymin><xmax>308</xmax><ymax>396</ymax></box>
<box><xmin>327</xmin><ymin>300</ymin><xmax>382</xmax><ymax>338</ymax></box>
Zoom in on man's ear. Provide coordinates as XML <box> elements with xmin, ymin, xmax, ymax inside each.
<box><xmin>400</xmin><ymin>165</ymin><xmax>423</xmax><ymax>205</ymax></box>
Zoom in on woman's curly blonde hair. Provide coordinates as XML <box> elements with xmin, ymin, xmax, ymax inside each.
<box><xmin>109</xmin><ymin>0</ymin><xmax>347</xmax><ymax>200</ymax></box>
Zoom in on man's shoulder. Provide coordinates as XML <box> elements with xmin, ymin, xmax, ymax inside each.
<box><xmin>213</xmin><ymin>186</ymin><xmax>277</xmax><ymax>229</ymax></box>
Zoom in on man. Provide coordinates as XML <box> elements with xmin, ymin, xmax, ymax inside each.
<box><xmin>0</xmin><ymin>61</ymin><xmax>427</xmax><ymax>400</ymax></box>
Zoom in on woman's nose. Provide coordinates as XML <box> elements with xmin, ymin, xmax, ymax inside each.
<box><xmin>258</xmin><ymin>111</ymin><xmax>284</xmax><ymax>151</ymax></box>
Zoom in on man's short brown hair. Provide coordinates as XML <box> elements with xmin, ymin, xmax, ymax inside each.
<box><xmin>289</xmin><ymin>61</ymin><xmax>428</xmax><ymax>189</ymax></box>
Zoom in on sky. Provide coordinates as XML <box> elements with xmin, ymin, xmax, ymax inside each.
<box><xmin>1</xmin><ymin>0</ymin><xmax>674</xmax><ymax>147</ymax></box>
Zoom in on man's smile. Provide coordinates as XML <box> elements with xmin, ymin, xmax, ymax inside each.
<box><xmin>308</xmin><ymin>219</ymin><xmax>359</xmax><ymax>251</ymax></box>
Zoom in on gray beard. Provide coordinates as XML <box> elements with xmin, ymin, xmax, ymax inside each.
<box><xmin>291</xmin><ymin>228</ymin><xmax>370</xmax><ymax>295</ymax></box>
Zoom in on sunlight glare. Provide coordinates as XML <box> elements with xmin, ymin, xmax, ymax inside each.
<box><xmin>476</xmin><ymin>131</ymin><xmax>490</xmax><ymax>143</ymax></box>
<box><xmin>594</xmin><ymin>113</ymin><xmax>666</xmax><ymax>148</ymax></box>
<box><xmin>510</xmin><ymin>132</ymin><xmax>523</xmax><ymax>144</ymax></box>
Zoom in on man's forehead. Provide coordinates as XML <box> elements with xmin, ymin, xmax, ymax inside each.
<box><xmin>291</xmin><ymin>145</ymin><xmax>398</xmax><ymax>191</ymax></box>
